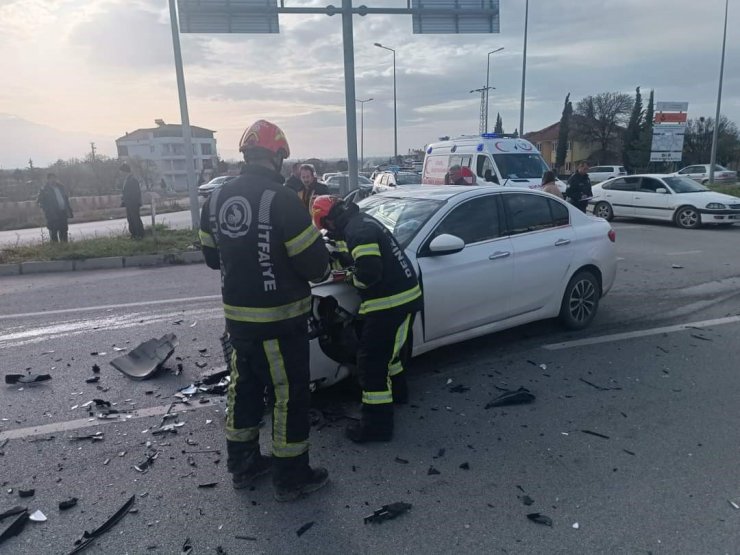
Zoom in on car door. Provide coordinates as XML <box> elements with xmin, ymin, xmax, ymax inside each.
<box><xmin>600</xmin><ymin>177</ymin><xmax>639</xmax><ymax>216</ymax></box>
<box><xmin>501</xmin><ymin>193</ymin><xmax>576</xmax><ymax>317</ymax></box>
<box><xmin>416</xmin><ymin>195</ymin><xmax>514</xmax><ymax>341</ymax></box>
<box><xmin>632</xmin><ymin>177</ymin><xmax>672</xmax><ymax>220</ymax></box>
<box><xmin>687</xmin><ymin>166</ymin><xmax>706</xmax><ymax>183</ymax></box>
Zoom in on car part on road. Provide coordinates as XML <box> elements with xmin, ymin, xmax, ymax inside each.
<box><xmin>110</xmin><ymin>334</ymin><xmax>178</xmax><ymax>380</ymax></box>
<box><xmin>485</xmin><ymin>387</ymin><xmax>536</xmax><ymax>408</ymax></box>
<box><xmin>459</xmin><ymin>462</ymin><xmax>470</xmax><ymax>470</ymax></box>
<box><xmin>675</xmin><ymin>206</ymin><xmax>700</xmax><ymax>229</ymax></box>
<box><xmin>69</xmin><ymin>432</ymin><xmax>104</xmax><ymax>442</ymax></box>
<box><xmin>581</xmin><ymin>429</ymin><xmax>610</xmax><ymax>440</ymax></box>
<box><xmin>59</xmin><ymin>498</ymin><xmax>78</xmax><ymax>511</ymax></box>
<box><xmin>296</xmin><ymin>521</ymin><xmax>315</xmax><ymax>537</ymax></box>
<box><xmin>526</xmin><ymin>513</ymin><xmax>553</xmax><ymax>526</ymax></box>
<box><xmin>67</xmin><ymin>495</ymin><xmax>135</xmax><ymax>555</ymax></box>
<box><xmin>18</xmin><ymin>489</ymin><xmax>34</xmax><ymax>498</ymax></box>
<box><xmin>85</xmin><ymin>376</ymin><xmax>100</xmax><ymax>384</ymax></box>
<box><xmin>5</xmin><ymin>373</ymin><xmax>51</xmax><ymax>385</ymax></box>
<box><xmin>559</xmin><ymin>271</ymin><xmax>600</xmax><ymax>330</ymax></box>
<box><xmin>29</xmin><ymin>510</ymin><xmax>46</xmax><ymax>522</ymax></box>
<box><xmin>593</xmin><ymin>201</ymin><xmax>614</xmax><ymax>221</ymax></box>
<box><xmin>364</xmin><ymin>502</ymin><xmax>412</xmax><ymax>524</ymax></box>
<box><xmin>0</xmin><ymin>509</ymin><xmax>29</xmax><ymax>546</ymax></box>
<box><xmin>520</xmin><ymin>495</ymin><xmax>534</xmax><ymax>506</ymax></box>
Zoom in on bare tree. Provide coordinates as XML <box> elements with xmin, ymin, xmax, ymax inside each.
<box><xmin>683</xmin><ymin>115</ymin><xmax>740</xmax><ymax>166</ymax></box>
<box><xmin>573</xmin><ymin>92</ymin><xmax>634</xmax><ymax>156</ymax></box>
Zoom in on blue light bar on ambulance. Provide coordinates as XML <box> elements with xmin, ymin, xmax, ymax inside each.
<box><xmin>481</xmin><ymin>133</ymin><xmax>500</xmax><ymax>139</ymax></box>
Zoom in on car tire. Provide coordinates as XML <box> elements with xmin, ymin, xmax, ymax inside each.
<box><xmin>675</xmin><ymin>206</ymin><xmax>701</xmax><ymax>229</ymax></box>
<box><xmin>701</xmin><ymin>180</ymin><xmax>709</xmax><ymax>185</ymax></box>
<box><xmin>593</xmin><ymin>201</ymin><xmax>614</xmax><ymax>221</ymax></box>
<box><xmin>559</xmin><ymin>271</ymin><xmax>600</xmax><ymax>330</ymax></box>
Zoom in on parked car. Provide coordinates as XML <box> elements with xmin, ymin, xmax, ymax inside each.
<box><xmin>198</xmin><ymin>176</ymin><xmax>236</xmax><ymax>197</ymax></box>
<box><xmin>307</xmin><ymin>186</ymin><xmax>617</xmax><ymax>388</ymax></box>
<box><xmin>672</xmin><ymin>164</ymin><xmax>737</xmax><ymax>184</ymax></box>
<box><xmin>372</xmin><ymin>171</ymin><xmax>422</xmax><ymax>194</ymax></box>
<box><xmin>324</xmin><ymin>174</ymin><xmax>373</xmax><ymax>195</ymax></box>
<box><xmin>590</xmin><ymin>174</ymin><xmax>740</xmax><ymax>228</ymax></box>
<box><xmin>587</xmin><ymin>165</ymin><xmax>627</xmax><ymax>184</ymax></box>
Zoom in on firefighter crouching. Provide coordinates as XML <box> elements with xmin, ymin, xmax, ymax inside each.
<box><xmin>312</xmin><ymin>195</ymin><xmax>422</xmax><ymax>443</ymax></box>
<box><xmin>199</xmin><ymin>120</ymin><xmax>331</xmax><ymax>502</ymax></box>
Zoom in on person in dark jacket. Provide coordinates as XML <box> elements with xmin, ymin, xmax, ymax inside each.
<box><xmin>37</xmin><ymin>173</ymin><xmax>73</xmax><ymax>243</ymax></box>
<box><xmin>292</xmin><ymin>164</ymin><xmax>329</xmax><ymax>210</ymax></box>
<box><xmin>284</xmin><ymin>162</ymin><xmax>302</xmax><ymax>192</ymax></box>
<box><xmin>312</xmin><ymin>195</ymin><xmax>422</xmax><ymax>443</ymax></box>
<box><xmin>120</xmin><ymin>163</ymin><xmax>144</xmax><ymax>239</ymax></box>
<box><xmin>199</xmin><ymin>120</ymin><xmax>331</xmax><ymax>502</ymax></box>
<box><xmin>565</xmin><ymin>161</ymin><xmax>592</xmax><ymax>213</ymax></box>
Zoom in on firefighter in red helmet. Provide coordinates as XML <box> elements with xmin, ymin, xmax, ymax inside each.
<box><xmin>199</xmin><ymin>120</ymin><xmax>331</xmax><ymax>501</ymax></box>
<box><xmin>312</xmin><ymin>195</ymin><xmax>422</xmax><ymax>443</ymax></box>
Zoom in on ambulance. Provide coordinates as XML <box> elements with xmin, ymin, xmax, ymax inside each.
<box><xmin>422</xmin><ymin>133</ymin><xmax>566</xmax><ymax>192</ymax></box>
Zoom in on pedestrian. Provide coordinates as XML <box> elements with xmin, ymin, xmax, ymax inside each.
<box><xmin>284</xmin><ymin>162</ymin><xmax>302</xmax><ymax>192</ymax></box>
<box><xmin>160</xmin><ymin>178</ymin><xmax>167</xmax><ymax>194</ymax></box>
<box><xmin>37</xmin><ymin>173</ymin><xmax>73</xmax><ymax>243</ymax></box>
<box><xmin>199</xmin><ymin>119</ymin><xmax>331</xmax><ymax>501</ymax></box>
<box><xmin>293</xmin><ymin>164</ymin><xmax>329</xmax><ymax>210</ymax></box>
<box><xmin>541</xmin><ymin>170</ymin><xmax>564</xmax><ymax>199</ymax></box>
<box><xmin>120</xmin><ymin>163</ymin><xmax>145</xmax><ymax>239</ymax></box>
<box><xmin>565</xmin><ymin>161</ymin><xmax>592</xmax><ymax>213</ymax></box>
<box><xmin>311</xmin><ymin>195</ymin><xmax>422</xmax><ymax>443</ymax></box>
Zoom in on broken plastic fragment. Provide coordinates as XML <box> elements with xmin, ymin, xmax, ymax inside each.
<box><xmin>109</xmin><ymin>334</ymin><xmax>179</xmax><ymax>380</ymax></box>
<box><xmin>729</xmin><ymin>500</ymin><xmax>739</xmax><ymax>510</ymax></box>
<box><xmin>68</xmin><ymin>495</ymin><xmax>135</xmax><ymax>554</ymax></box>
<box><xmin>295</xmin><ymin>521</ymin><xmax>314</xmax><ymax>537</ymax></box>
<box><xmin>364</xmin><ymin>502</ymin><xmax>412</xmax><ymax>524</ymax></box>
<box><xmin>134</xmin><ymin>452</ymin><xmax>159</xmax><ymax>473</ymax></box>
<box><xmin>572</xmin><ymin>522</ymin><xmax>580</xmax><ymax>529</ymax></box>
<box><xmin>520</xmin><ymin>495</ymin><xmax>534</xmax><ymax>506</ymax></box>
<box><xmin>181</xmin><ymin>537</ymin><xmax>193</xmax><ymax>554</ymax></box>
<box><xmin>29</xmin><ymin>510</ymin><xmax>47</xmax><ymax>522</ymax></box>
<box><xmin>581</xmin><ymin>429</ymin><xmax>610</xmax><ymax>440</ymax></box>
<box><xmin>70</xmin><ymin>431</ymin><xmax>104</xmax><ymax>442</ymax></box>
<box><xmin>5</xmin><ymin>373</ymin><xmax>52</xmax><ymax>385</ymax></box>
<box><xmin>18</xmin><ymin>489</ymin><xmax>35</xmax><ymax>498</ymax></box>
<box><xmin>0</xmin><ymin>510</ymin><xmax>29</xmax><ymax>545</ymax></box>
<box><xmin>0</xmin><ymin>506</ymin><xmax>27</xmax><ymax>521</ymax></box>
<box><xmin>197</xmin><ymin>482</ymin><xmax>218</xmax><ymax>489</ymax></box>
<box><xmin>85</xmin><ymin>376</ymin><xmax>100</xmax><ymax>384</ymax></box>
<box><xmin>526</xmin><ymin>513</ymin><xmax>552</xmax><ymax>527</ymax></box>
<box><xmin>91</xmin><ymin>364</ymin><xmax>101</xmax><ymax>374</ymax></box>
<box><xmin>459</xmin><ymin>462</ymin><xmax>470</xmax><ymax>470</ymax></box>
<box><xmin>59</xmin><ymin>498</ymin><xmax>78</xmax><ymax>511</ymax></box>
<box><xmin>394</xmin><ymin>457</ymin><xmax>409</xmax><ymax>464</ymax></box>
<box><xmin>485</xmin><ymin>387</ymin><xmax>535</xmax><ymax>409</ymax></box>
<box><xmin>427</xmin><ymin>466</ymin><xmax>440</xmax><ymax>476</ymax></box>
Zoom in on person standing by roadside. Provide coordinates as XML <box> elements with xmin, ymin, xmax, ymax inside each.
<box><xmin>37</xmin><ymin>173</ymin><xmax>73</xmax><ymax>243</ymax></box>
<box><xmin>284</xmin><ymin>162</ymin><xmax>302</xmax><ymax>193</ymax></box>
<box><xmin>293</xmin><ymin>164</ymin><xmax>329</xmax><ymax>210</ymax></box>
<box><xmin>199</xmin><ymin>120</ymin><xmax>332</xmax><ymax>502</ymax></box>
<box><xmin>120</xmin><ymin>163</ymin><xmax>144</xmax><ymax>239</ymax></box>
<box><xmin>541</xmin><ymin>170</ymin><xmax>564</xmax><ymax>199</ymax></box>
<box><xmin>565</xmin><ymin>161</ymin><xmax>592</xmax><ymax>213</ymax></box>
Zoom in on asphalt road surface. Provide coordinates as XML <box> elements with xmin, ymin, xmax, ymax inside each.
<box><xmin>0</xmin><ymin>210</ymin><xmax>193</xmax><ymax>246</ymax></box>
<box><xmin>1</xmin><ymin>220</ymin><xmax>740</xmax><ymax>554</ymax></box>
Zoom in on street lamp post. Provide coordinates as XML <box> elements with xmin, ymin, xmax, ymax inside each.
<box><xmin>709</xmin><ymin>0</ymin><xmax>729</xmax><ymax>185</ymax></box>
<box><xmin>356</xmin><ymin>98</ymin><xmax>373</xmax><ymax>172</ymax></box>
<box><xmin>374</xmin><ymin>43</ymin><xmax>398</xmax><ymax>162</ymax></box>
<box><xmin>519</xmin><ymin>0</ymin><xmax>529</xmax><ymax>136</ymax></box>
<box><xmin>485</xmin><ymin>47</ymin><xmax>504</xmax><ymax>133</ymax></box>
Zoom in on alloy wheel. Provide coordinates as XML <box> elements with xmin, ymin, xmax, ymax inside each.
<box><xmin>568</xmin><ymin>279</ymin><xmax>597</xmax><ymax>324</ymax></box>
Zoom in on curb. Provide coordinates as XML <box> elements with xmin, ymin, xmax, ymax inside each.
<box><xmin>0</xmin><ymin>251</ymin><xmax>205</xmax><ymax>277</ymax></box>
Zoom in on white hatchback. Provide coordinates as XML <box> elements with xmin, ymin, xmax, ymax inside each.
<box><xmin>590</xmin><ymin>174</ymin><xmax>740</xmax><ymax>228</ymax></box>
<box><xmin>308</xmin><ymin>186</ymin><xmax>617</xmax><ymax>388</ymax></box>
<box><xmin>588</xmin><ymin>165</ymin><xmax>627</xmax><ymax>184</ymax></box>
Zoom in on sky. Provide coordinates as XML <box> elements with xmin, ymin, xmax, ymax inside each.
<box><xmin>0</xmin><ymin>0</ymin><xmax>738</xmax><ymax>169</ymax></box>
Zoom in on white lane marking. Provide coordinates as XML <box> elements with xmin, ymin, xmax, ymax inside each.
<box><xmin>0</xmin><ymin>400</ymin><xmax>219</xmax><ymax>441</ymax></box>
<box><xmin>0</xmin><ymin>295</ymin><xmax>221</xmax><ymax>321</ymax></box>
<box><xmin>665</xmin><ymin>250</ymin><xmax>702</xmax><ymax>256</ymax></box>
<box><xmin>542</xmin><ymin>314</ymin><xmax>740</xmax><ymax>351</ymax></box>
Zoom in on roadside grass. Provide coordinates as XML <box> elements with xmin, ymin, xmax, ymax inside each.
<box><xmin>708</xmin><ymin>183</ymin><xmax>740</xmax><ymax>198</ymax></box>
<box><xmin>0</xmin><ymin>226</ymin><xmax>199</xmax><ymax>264</ymax></box>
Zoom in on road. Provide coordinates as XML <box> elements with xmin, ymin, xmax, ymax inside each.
<box><xmin>0</xmin><ymin>210</ymin><xmax>194</xmax><ymax>246</ymax></box>
<box><xmin>1</xmin><ymin>220</ymin><xmax>740</xmax><ymax>554</ymax></box>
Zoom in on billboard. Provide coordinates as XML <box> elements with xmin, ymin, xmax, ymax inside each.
<box><xmin>650</xmin><ymin>125</ymin><xmax>686</xmax><ymax>162</ymax></box>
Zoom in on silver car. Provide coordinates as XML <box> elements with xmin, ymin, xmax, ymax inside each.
<box><xmin>673</xmin><ymin>164</ymin><xmax>737</xmax><ymax>185</ymax></box>
<box><xmin>588</xmin><ymin>165</ymin><xmax>627</xmax><ymax>184</ymax></box>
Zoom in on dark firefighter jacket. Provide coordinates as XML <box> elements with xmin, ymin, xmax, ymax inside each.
<box><xmin>333</xmin><ymin>202</ymin><xmax>422</xmax><ymax>316</ymax></box>
<box><xmin>199</xmin><ymin>165</ymin><xmax>330</xmax><ymax>340</ymax></box>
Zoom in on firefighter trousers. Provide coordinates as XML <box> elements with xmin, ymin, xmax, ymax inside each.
<box><xmin>227</xmin><ymin>332</ymin><xmax>311</xmax><ymax>466</ymax></box>
<box><xmin>357</xmin><ymin>308</ymin><xmax>413</xmax><ymax>407</ymax></box>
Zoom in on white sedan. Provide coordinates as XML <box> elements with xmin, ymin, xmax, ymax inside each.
<box><xmin>590</xmin><ymin>174</ymin><xmax>740</xmax><ymax>229</ymax></box>
<box><xmin>308</xmin><ymin>186</ymin><xmax>617</xmax><ymax>388</ymax></box>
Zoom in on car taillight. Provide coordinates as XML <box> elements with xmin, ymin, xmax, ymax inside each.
<box><xmin>608</xmin><ymin>229</ymin><xmax>616</xmax><ymax>243</ymax></box>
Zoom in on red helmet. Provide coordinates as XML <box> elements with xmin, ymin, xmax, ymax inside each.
<box><xmin>312</xmin><ymin>195</ymin><xmax>342</xmax><ymax>230</ymax></box>
<box><xmin>238</xmin><ymin>120</ymin><xmax>290</xmax><ymax>159</ymax></box>
<box><xmin>460</xmin><ymin>166</ymin><xmax>476</xmax><ymax>185</ymax></box>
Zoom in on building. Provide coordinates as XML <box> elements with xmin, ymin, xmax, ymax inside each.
<box><xmin>524</xmin><ymin>121</ymin><xmax>590</xmax><ymax>175</ymax></box>
<box><xmin>115</xmin><ymin>120</ymin><xmax>218</xmax><ymax>191</ymax></box>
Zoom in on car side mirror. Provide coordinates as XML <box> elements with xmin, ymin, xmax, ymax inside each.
<box><xmin>428</xmin><ymin>234</ymin><xmax>465</xmax><ymax>255</ymax></box>
<box><xmin>656</xmin><ymin>188</ymin><xmax>668</xmax><ymax>194</ymax></box>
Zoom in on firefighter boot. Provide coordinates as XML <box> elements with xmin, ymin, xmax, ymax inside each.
<box><xmin>273</xmin><ymin>453</ymin><xmax>329</xmax><ymax>502</ymax></box>
<box><xmin>345</xmin><ymin>404</ymin><xmax>394</xmax><ymax>443</ymax></box>
<box><xmin>391</xmin><ymin>373</ymin><xmax>409</xmax><ymax>405</ymax></box>
<box><xmin>227</xmin><ymin>440</ymin><xmax>271</xmax><ymax>489</ymax></box>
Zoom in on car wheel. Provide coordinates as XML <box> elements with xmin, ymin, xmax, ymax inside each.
<box><xmin>559</xmin><ymin>271</ymin><xmax>600</xmax><ymax>330</ymax></box>
<box><xmin>675</xmin><ymin>206</ymin><xmax>701</xmax><ymax>229</ymax></box>
<box><xmin>701</xmin><ymin>179</ymin><xmax>709</xmax><ymax>185</ymax></box>
<box><xmin>593</xmin><ymin>201</ymin><xmax>613</xmax><ymax>221</ymax></box>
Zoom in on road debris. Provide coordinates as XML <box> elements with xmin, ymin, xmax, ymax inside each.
<box><xmin>572</xmin><ymin>522</ymin><xmax>580</xmax><ymax>529</ymax></box>
<box><xmin>134</xmin><ymin>451</ymin><xmax>159</xmax><ymax>473</ymax></box>
<box><xmin>520</xmin><ymin>495</ymin><xmax>534</xmax><ymax>506</ymax></box>
<box><xmin>671</xmin><ymin>264</ymin><xmax>684</xmax><ymax>269</ymax></box>
<box><xmin>581</xmin><ymin>430</ymin><xmax>610</xmax><ymax>440</ymax></box>
<box><xmin>197</xmin><ymin>482</ymin><xmax>218</xmax><ymax>489</ymax></box>
<box><xmin>578</xmin><ymin>378</ymin><xmax>621</xmax><ymax>391</ymax></box>
<box><xmin>18</xmin><ymin>489</ymin><xmax>34</xmax><ymax>498</ymax></box>
<box><xmin>729</xmin><ymin>500</ymin><xmax>739</xmax><ymax>510</ymax></box>
<box><xmin>29</xmin><ymin>510</ymin><xmax>47</xmax><ymax>522</ymax></box>
<box><xmin>427</xmin><ymin>466</ymin><xmax>440</xmax><ymax>476</ymax></box>
<box><xmin>449</xmin><ymin>384</ymin><xmax>470</xmax><ymax>393</ymax></box>
<box><xmin>67</xmin><ymin>495</ymin><xmax>135</xmax><ymax>554</ymax></box>
<box><xmin>394</xmin><ymin>457</ymin><xmax>409</xmax><ymax>464</ymax></box>
<box><xmin>296</xmin><ymin>521</ymin><xmax>314</xmax><ymax>537</ymax></box>
<box><xmin>236</xmin><ymin>535</ymin><xmax>257</xmax><ymax>541</ymax></box>
<box><xmin>59</xmin><ymin>498</ymin><xmax>78</xmax><ymax>511</ymax></box>
<box><xmin>526</xmin><ymin>513</ymin><xmax>553</xmax><ymax>527</ymax></box>
<box><xmin>690</xmin><ymin>334</ymin><xmax>712</xmax><ymax>342</ymax></box>
<box><xmin>0</xmin><ymin>509</ymin><xmax>29</xmax><ymax>546</ymax></box>
<box><xmin>364</xmin><ymin>502</ymin><xmax>412</xmax><ymax>524</ymax></box>
<box><xmin>459</xmin><ymin>462</ymin><xmax>470</xmax><ymax>470</ymax></box>
<box><xmin>623</xmin><ymin>449</ymin><xmax>636</xmax><ymax>456</ymax></box>
<box><xmin>485</xmin><ymin>387</ymin><xmax>535</xmax><ymax>408</ymax></box>
<box><xmin>91</xmin><ymin>364</ymin><xmax>101</xmax><ymax>374</ymax></box>
<box><xmin>110</xmin><ymin>334</ymin><xmax>179</xmax><ymax>380</ymax></box>
<box><xmin>182</xmin><ymin>537</ymin><xmax>193</xmax><ymax>554</ymax></box>
<box><xmin>85</xmin><ymin>376</ymin><xmax>100</xmax><ymax>384</ymax></box>
<box><xmin>69</xmin><ymin>432</ymin><xmax>104</xmax><ymax>442</ymax></box>
<box><xmin>5</xmin><ymin>373</ymin><xmax>52</xmax><ymax>385</ymax></box>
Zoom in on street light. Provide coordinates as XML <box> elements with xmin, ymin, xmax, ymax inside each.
<box><xmin>709</xmin><ymin>0</ymin><xmax>729</xmax><ymax>185</ymax></box>
<box><xmin>485</xmin><ymin>47</ymin><xmax>504</xmax><ymax>132</ymax></box>
<box><xmin>519</xmin><ymin>0</ymin><xmax>529</xmax><ymax>136</ymax></box>
<box><xmin>374</xmin><ymin>42</ymin><xmax>398</xmax><ymax>162</ymax></box>
<box><xmin>356</xmin><ymin>98</ymin><xmax>374</xmax><ymax>172</ymax></box>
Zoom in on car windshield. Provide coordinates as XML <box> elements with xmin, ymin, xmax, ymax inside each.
<box><xmin>395</xmin><ymin>173</ymin><xmax>422</xmax><ymax>185</ymax></box>
<box><xmin>492</xmin><ymin>153</ymin><xmax>550</xmax><ymax>179</ymax></box>
<box><xmin>664</xmin><ymin>176</ymin><xmax>709</xmax><ymax>193</ymax></box>
<box><xmin>358</xmin><ymin>196</ymin><xmax>444</xmax><ymax>248</ymax></box>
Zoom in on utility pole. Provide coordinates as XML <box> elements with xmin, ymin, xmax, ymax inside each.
<box><xmin>485</xmin><ymin>47</ymin><xmax>504</xmax><ymax>133</ymax></box>
<box><xmin>709</xmin><ymin>0</ymin><xmax>729</xmax><ymax>185</ymax></box>
<box><xmin>519</xmin><ymin>0</ymin><xmax>529</xmax><ymax>136</ymax></box>
<box><xmin>471</xmin><ymin>87</ymin><xmax>493</xmax><ymax>135</ymax></box>
<box><xmin>90</xmin><ymin>142</ymin><xmax>97</xmax><ymax>163</ymax></box>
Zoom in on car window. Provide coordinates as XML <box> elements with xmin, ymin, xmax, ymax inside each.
<box><xmin>639</xmin><ymin>177</ymin><xmax>665</xmax><ymax>193</ymax></box>
<box><xmin>477</xmin><ymin>155</ymin><xmax>496</xmax><ymax>181</ymax></box>
<box><xmin>492</xmin><ymin>153</ymin><xmax>550</xmax><ymax>179</ymax></box>
<box><xmin>589</xmin><ymin>167</ymin><xmax>605</xmax><ymax>173</ymax></box>
<box><xmin>432</xmin><ymin>196</ymin><xmax>500</xmax><ymax>245</ymax></box>
<box><xmin>549</xmin><ymin>199</ymin><xmax>570</xmax><ymax>226</ymax></box>
<box><xmin>715</xmin><ymin>164</ymin><xmax>729</xmax><ymax>171</ymax></box>
<box><xmin>663</xmin><ymin>176</ymin><xmax>709</xmax><ymax>193</ymax></box>
<box><xmin>619</xmin><ymin>167</ymin><xmax>627</xmax><ymax>173</ymax></box>
<box><xmin>603</xmin><ymin>177</ymin><xmax>639</xmax><ymax>191</ymax></box>
<box><xmin>503</xmin><ymin>193</ymin><xmax>561</xmax><ymax>235</ymax></box>
<box><xmin>396</xmin><ymin>173</ymin><xmax>422</xmax><ymax>185</ymax></box>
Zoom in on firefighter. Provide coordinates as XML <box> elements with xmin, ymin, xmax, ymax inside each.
<box><xmin>199</xmin><ymin>120</ymin><xmax>331</xmax><ymax>502</ymax></box>
<box><xmin>311</xmin><ymin>195</ymin><xmax>422</xmax><ymax>443</ymax></box>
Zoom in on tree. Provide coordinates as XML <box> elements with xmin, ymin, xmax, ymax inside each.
<box><xmin>573</xmin><ymin>92</ymin><xmax>634</xmax><ymax>159</ymax></box>
<box><xmin>635</xmin><ymin>89</ymin><xmax>654</xmax><ymax>170</ymax></box>
<box><xmin>555</xmin><ymin>93</ymin><xmax>573</xmax><ymax>173</ymax></box>
<box><xmin>621</xmin><ymin>87</ymin><xmax>643</xmax><ymax>171</ymax></box>
<box><xmin>494</xmin><ymin>113</ymin><xmax>504</xmax><ymax>134</ymax></box>
<box><xmin>683</xmin><ymin>115</ymin><xmax>740</xmax><ymax>166</ymax></box>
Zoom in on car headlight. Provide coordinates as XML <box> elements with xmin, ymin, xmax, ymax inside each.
<box><xmin>706</xmin><ymin>203</ymin><xmax>726</xmax><ymax>210</ymax></box>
